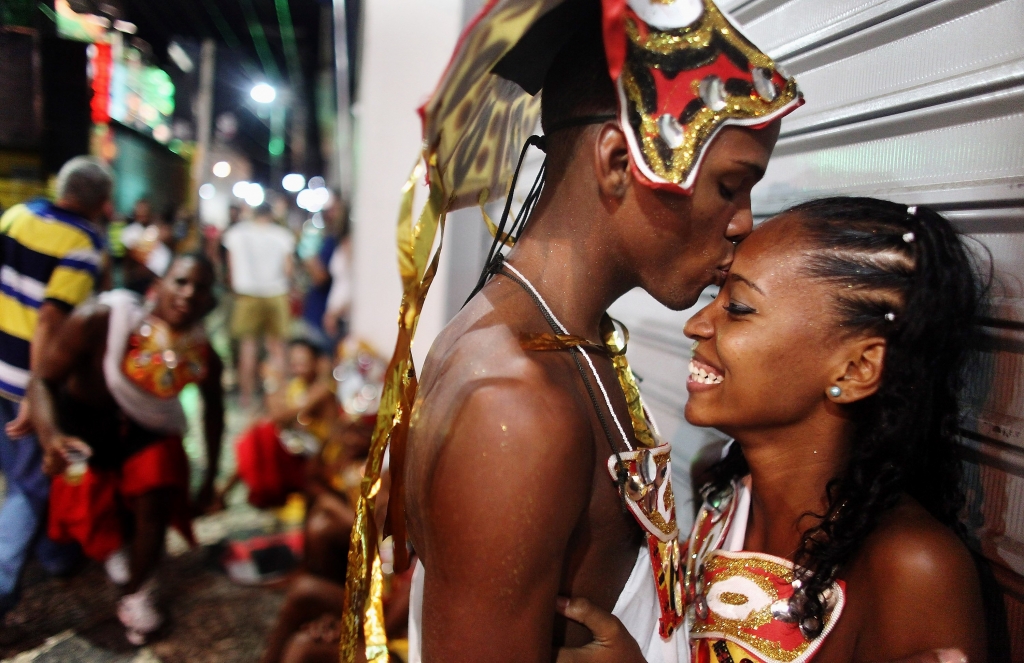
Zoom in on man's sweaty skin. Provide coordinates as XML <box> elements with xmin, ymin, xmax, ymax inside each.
<box><xmin>404</xmin><ymin>120</ymin><xmax>780</xmax><ymax>662</ymax></box>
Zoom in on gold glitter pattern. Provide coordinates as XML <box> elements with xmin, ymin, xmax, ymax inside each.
<box><xmin>719</xmin><ymin>592</ymin><xmax>749</xmax><ymax>606</ymax></box>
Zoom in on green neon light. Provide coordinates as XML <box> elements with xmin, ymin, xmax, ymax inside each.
<box><xmin>238</xmin><ymin>0</ymin><xmax>281</xmax><ymax>81</ymax></box>
<box><xmin>273</xmin><ymin>0</ymin><xmax>304</xmax><ymax>92</ymax></box>
<box><xmin>37</xmin><ymin>2</ymin><xmax>57</xmax><ymax>24</ymax></box>
<box><xmin>191</xmin><ymin>0</ymin><xmax>260</xmax><ymax>79</ymax></box>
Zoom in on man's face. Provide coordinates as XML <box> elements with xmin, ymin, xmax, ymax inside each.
<box><xmin>153</xmin><ymin>257</ymin><xmax>215</xmax><ymax>330</ymax></box>
<box><xmin>288</xmin><ymin>343</ymin><xmax>318</xmax><ymax>382</ymax></box>
<box><xmin>615</xmin><ymin>123</ymin><xmax>780</xmax><ymax>311</ymax></box>
<box><xmin>134</xmin><ymin>201</ymin><xmax>151</xmax><ymax>224</ymax></box>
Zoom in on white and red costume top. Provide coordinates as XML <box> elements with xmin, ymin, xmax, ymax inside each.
<box><xmin>685</xmin><ymin>476</ymin><xmax>846</xmax><ymax>663</ymax></box>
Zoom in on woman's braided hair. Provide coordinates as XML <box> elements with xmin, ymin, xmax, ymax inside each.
<box><xmin>706</xmin><ymin>196</ymin><xmax>989</xmax><ymax>636</ymax></box>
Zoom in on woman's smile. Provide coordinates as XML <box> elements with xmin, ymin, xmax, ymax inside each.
<box><xmin>687</xmin><ymin>355</ymin><xmax>724</xmax><ymax>390</ymax></box>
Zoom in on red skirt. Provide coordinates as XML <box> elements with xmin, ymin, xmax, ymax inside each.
<box><xmin>48</xmin><ymin>435</ymin><xmax>194</xmax><ymax>561</ymax></box>
<box><xmin>234</xmin><ymin>420</ymin><xmax>307</xmax><ymax>508</ymax></box>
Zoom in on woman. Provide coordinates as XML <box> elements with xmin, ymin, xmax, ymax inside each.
<box><xmin>557</xmin><ymin>198</ymin><xmax>988</xmax><ymax>662</ymax></box>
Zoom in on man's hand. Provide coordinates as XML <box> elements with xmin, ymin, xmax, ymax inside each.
<box><xmin>4</xmin><ymin>396</ymin><xmax>33</xmax><ymax>438</ymax></box>
<box><xmin>41</xmin><ymin>434</ymin><xmax>92</xmax><ymax>477</ymax></box>
<box><xmin>554</xmin><ymin>597</ymin><xmax>646</xmax><ymax>663</ymax></box>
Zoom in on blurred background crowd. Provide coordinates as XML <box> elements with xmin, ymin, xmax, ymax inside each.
<box><xmin>0</xmin><ymin>0</ymin><xmax>420</xmax><ymax>660</ymax></box>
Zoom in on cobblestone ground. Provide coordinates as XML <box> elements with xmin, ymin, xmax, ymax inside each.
<box><xmin>0</xmin><ymin>534</ymin><xmax>285</xmax><ymax>663</ymax></box>
<box><xmin>1</xmin><ymin>388</ymin><xmax>292</xmax><ymax>662</ymax></box>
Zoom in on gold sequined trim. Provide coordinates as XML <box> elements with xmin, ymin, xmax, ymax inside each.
<box><xmin>718</xmin><ymin>591</ymin><xmax>748</xmax><ymax>606</ymax></box>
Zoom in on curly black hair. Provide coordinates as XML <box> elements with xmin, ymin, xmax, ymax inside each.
<box><xmin>705</xmin><ymin>196</ymin><xmax>990</xmax><ymax>637</ymax></box>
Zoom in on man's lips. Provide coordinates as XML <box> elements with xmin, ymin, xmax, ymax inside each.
<box><xmin>712</xmin><ymin>262</ymin><xmax>732</xmax><ymax>286</ymax></box>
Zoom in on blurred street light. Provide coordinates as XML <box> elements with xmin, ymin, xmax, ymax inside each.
<box><xmin>250</xmin><ymin>83</ymin><xmax>277</xmax><ymax>104</ymax></box>
<box><xmin>244</xmin><ymin>183</ymin><xmax>265</xmax><ymax>207</ymax></box>
<box><xmin>296</xmin><ymin>186</ymin><xmax>330</xmax><ymax>213</ymax></box>
<box><xmin>212</xmin><ymin>161</ymin><xmax>231</xmax><ymax>178</ymax></box>
<box><xmin>232</xmin><ymin>181</ymin><xmax>251</xmax><ymax>198</ymax></box>
<box><xmin>199</xmin><ymin>183</ymin><xmax>215</xmax><ymax>200</ymax></box>
<box><xmin>282</xmin><ymin>173</ymin><xmax>305</xmax><ymax>192</ymax></box>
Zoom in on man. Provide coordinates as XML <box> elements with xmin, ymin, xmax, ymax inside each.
<box><xmin>0</xmin><ymin>156</ymin><xmax>112</xmax><ymax>616</ymax></box>
<box><xmin>400</xmin><ymin>2</ymin><xmax>799</xmax><ymax>661</ymax></box>
<box><xmin>222</xmin><ymin>203</ymin><xmax>295</xmax><ymax>406</ymax></box>
<box><xmin>30</xmin><ymin>254</ymin><xmax>223</xmax><ymax>645</ymax></box>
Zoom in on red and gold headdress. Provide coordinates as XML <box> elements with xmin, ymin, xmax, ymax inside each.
<box><xmin>607</xmin><ymin>0</ymin><xmax>802</xmax><ymax>193</ymax></box>
<box><xmin>340</xmin><ymin>2</ymin><xmax>802</xmax><ymax>660</ymax></box>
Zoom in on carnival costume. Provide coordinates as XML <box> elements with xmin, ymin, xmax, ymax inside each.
<box><xmin>687</xmin><ymin>477</ymin><xmax>845</xmax><ymax>663</ymax></box>
<box><xmin>340</xmin><ymin>1</ymin><xmax>802</xmax><ymax>661</ymax></box>
<box><xmin>48</xmin><ymin>289</ymin><xmax>210</xmax><ymax>561</ymax></box>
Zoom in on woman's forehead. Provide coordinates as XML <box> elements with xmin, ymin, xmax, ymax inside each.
<box><xmin>734</xmin><ymin>215</ymin><xmax>807</xmax><ymax>271</ymax></box>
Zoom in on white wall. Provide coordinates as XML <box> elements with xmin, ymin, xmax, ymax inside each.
<box><xmin>349</xmin><ymin>0</ymin><xmax>463</xmax><ymax>366</ymax></box>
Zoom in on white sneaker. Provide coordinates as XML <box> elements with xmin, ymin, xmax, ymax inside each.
<box><xmin>104</xmin><ymin>548</ymin><xmax>130</xmax><ymax>586</ymax></box>
<box><xmin>117</xmin><ymin>581</ymin><xmax>162</xmax><ymax>645</ymax></box>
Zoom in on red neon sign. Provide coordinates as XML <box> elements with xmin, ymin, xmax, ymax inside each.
<box><xmin>90</xmin><ymin>42</ymin><xmax>112</xmax><ymax>124</ymax></box>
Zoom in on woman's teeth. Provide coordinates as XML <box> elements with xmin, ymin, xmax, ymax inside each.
<box><xmin>689</xmin><ymin>361</ymin><xmax>723</xmax><ymax>385</ymax></box>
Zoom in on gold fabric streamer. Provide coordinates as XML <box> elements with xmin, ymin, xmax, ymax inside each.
<box><xmin>340</xmin><ymin>159</ymin><xmax>448</xmax><ymax>663</ymax></box>
<box><xmin>519</xmin><ymin>332</ymin><xmax>610</xmax><ymax>355</ymax></box>
<box><xmin>601</xmin><ymin>316</ymin><xmax>656</xmax><ymax>449</ymax></box>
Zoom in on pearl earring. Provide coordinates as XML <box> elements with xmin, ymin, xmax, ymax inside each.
<box><xmin>828</xmin><ymin>386</ymin><xmax>842</xmax><ymax>398</ymax></box>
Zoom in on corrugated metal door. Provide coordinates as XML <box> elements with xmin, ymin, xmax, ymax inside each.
<box><xmin>612</xmin><ymin>0</ymin><xmax>1024</xmax><ymax>657</ymax></box>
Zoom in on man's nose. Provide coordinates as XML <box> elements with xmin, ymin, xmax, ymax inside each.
<box><xmin>726</xmin><ymin>207</ymin><xmax>754</xmax><ymax>243</ymax></box>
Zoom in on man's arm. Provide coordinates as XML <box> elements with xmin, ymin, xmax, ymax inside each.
<box><xmin>29</xmin><ymin>303</ymin><xmax>105</xmax><ymax>475</ymax></box>
<box><xmin>420</xmin><ymin>374</ymin><xmax>593</xmax><ymax>663</ymax></box>
<box><xmin>4</xmin><ymin>303</ymin><xmax>71</xmax><ymax>438</ymax></box>
<box><xmin>196</xmin><ymin>349</ymin><xmax>225</xmax><ymax>512</ymax></box>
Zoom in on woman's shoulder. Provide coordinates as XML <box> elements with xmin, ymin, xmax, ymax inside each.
<box><xmin>840</xmin><ymin>495</ymin><xmax>986</xmax><ymax>661</ymax></box>
<box><xmin>855</xmin><ymin>495</ymin><xmax>973</xmax><ymax>587</ymax></box>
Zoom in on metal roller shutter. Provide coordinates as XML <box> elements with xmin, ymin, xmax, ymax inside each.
<box><xmin>610</xmin><ymin>0</ymin><xmax>1024</xmax><ymax>657</ymax></box>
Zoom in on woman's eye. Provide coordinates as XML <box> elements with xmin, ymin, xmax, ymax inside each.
<box><xmin>719</xmin><ymin>183</ymin><xmax>737</xmax><ymax>201</ymax></box>
<box><xmin>724</xmin><ymin>302</ymin><xmax>756</xmax><ymax>316</ymax></box>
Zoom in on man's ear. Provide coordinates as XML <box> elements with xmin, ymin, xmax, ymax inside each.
<box><xmin>593</xmin><ymin>123</ymin><xmax>630</xmax><ymax>199</ymax></box>
<box><xmin>828</xmin><ymin>338</ymin><xmax>886</xmax><ymax>404</ymax></box>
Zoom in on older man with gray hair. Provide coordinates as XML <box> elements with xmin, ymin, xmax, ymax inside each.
<box><xmin>0</xmin><ymin>155</ymin><xmax>113</xmax><ymax>616</ymax></box>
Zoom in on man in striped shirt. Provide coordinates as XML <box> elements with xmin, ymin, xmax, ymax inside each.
<box><xmin>0</xmin><ymin>156</ymin><xmax>113</xmax><ymax>616</ymax></box>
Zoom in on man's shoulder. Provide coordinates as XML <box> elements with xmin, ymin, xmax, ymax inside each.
<box><xmin>422</xmin><ymin>303</ymin><xmax>594</xmax><ymax>451</ymax></box>
<box><xmin>2</xmin><ymin>200</ymin><xmax>100</xmax><ymax>254</ymax></box>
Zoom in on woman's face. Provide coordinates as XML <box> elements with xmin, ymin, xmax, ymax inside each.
<box><xmin>682</xmin><ymin>215</ymin><xmax>857</xmax><ymax>436</ymax></box>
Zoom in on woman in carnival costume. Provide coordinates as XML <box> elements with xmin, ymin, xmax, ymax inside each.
<box><xmin>680</xmin><ymin>199</ymin><xmax>989</xmax><ymax>662</ymax></box>
<box><xmin>561</xmin><ymin>199</ymin><xmax>990</xmax><ymax>662</ymax></box>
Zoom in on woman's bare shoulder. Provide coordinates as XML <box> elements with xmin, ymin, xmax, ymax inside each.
<box><xmin>843</xmin><ymin>496</ymin><xmax>986</xmax><ymax>662</ymax></box>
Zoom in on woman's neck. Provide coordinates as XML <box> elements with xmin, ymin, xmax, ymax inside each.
<box><xmin>735</xmin><ymin>416</ymin><xmax>851</xmax><ymax>559</ymax></box>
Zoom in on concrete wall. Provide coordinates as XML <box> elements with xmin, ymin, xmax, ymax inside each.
<box><xmin>348</xmin><ymin>0</ymin><xmax>463</xmax><ymax>366</ymax></box>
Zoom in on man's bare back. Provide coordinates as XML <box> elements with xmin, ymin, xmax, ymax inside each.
<box><xmin>406</xmin><ymin>273</ymin><xmax>645</xmax><ymax>660</ymax></box>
